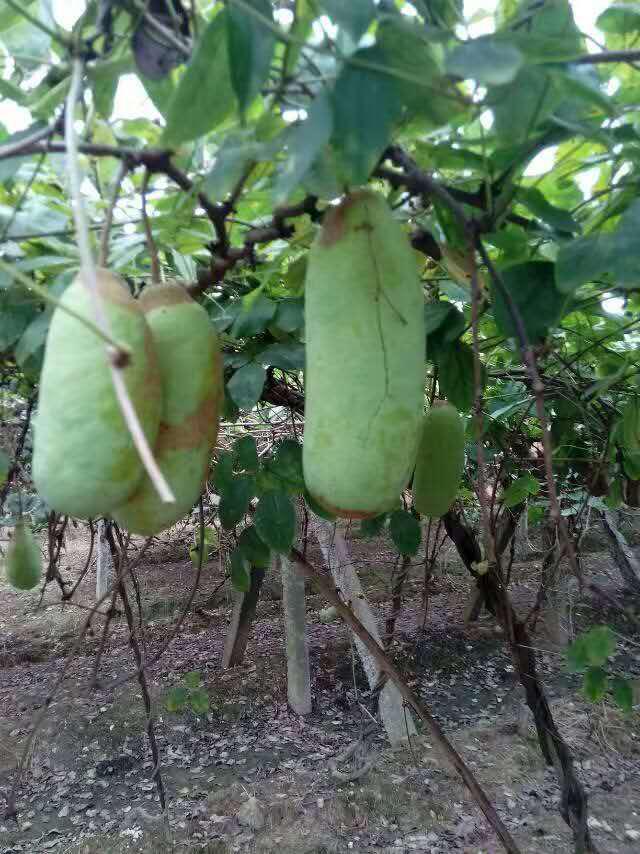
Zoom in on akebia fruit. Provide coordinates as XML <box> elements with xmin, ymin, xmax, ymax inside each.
<box><xmin>33</xmin><ymin>269</ymin><xmax>161</xmax><ymax>518</ymax></box>
<box><xmin>303</xmin><ymin>189</ymin><xmax>425</xmax><ymax>517</ymax></box>
<box><xmin>5</xmin><ymin>519</ymin><xmax>42</xmax><ymax>590</ymax></box>
<box><xmin>413</xmin><ymin>401</ymin><xmax>465</xmax><ymax>517</ymax></box>
<box><xmin>113</xmin><ymin>283</ymin><xmax>222</xmax><ymax>535</ymax></box>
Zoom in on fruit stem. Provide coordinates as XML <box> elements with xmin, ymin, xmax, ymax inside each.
<box><xmin>65</xmin><ymin>59</ymin><xmax>175</xmax><ymax>505</ymax></box>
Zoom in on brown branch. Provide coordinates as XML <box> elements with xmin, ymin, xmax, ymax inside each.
<box><xmin>290</xmin><ymin>548</ymin><xmax>522</xmax><ymax>854</ymax></box>
<box><xmin>0</xmin><ymin>395</ymin><xmax>35</xmax><ymax>513</ymax></box>
<box><xmin>475</xmin><ymin>239</ymin><xmax>580</xmax><ymax>582</ymax></box>
<box><xmin>574</xmin><ymin>49</ymin><xmax>640</xmax><ymax>65</ymax></box>
<box><xmin>442</xmin><ymin>511</ymin><xmax>597</xmax><ymax>854</ymax></box>
<box><xmin>106</xmin><ymin>526</ymin><xmax>167</xmax><ymax>813</ymax></box>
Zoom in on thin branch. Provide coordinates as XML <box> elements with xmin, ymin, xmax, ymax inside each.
<box><xmin>106</xmin><ymin>527</ymin><xmax>167</xmax><ymax>813</ymax></box>
<box><xmin>98</xmin><ymin>160</ymin><xmax>129</xmax><ymax>267</ymax></box>
<box><xmin>290</xmin><ymin>548</ymin><xmax>522</xmax><ymax>854</ymax></box>
<box><xmin>141</xmin><ymin>168</ymin><xmax>160</xmax><ymax>284</ymax></box>
<box><xmin>573</xmin><ymin>49</ymin><xmax>640</xmax><ymax>66</ymax></box>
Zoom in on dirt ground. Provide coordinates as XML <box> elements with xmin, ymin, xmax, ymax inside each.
<box><xmin>0</xmin><ymin>521</ymin><xmax>639</xmax><ymax>854</ymax></box>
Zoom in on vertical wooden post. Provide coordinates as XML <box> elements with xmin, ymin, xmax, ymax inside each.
<box><xmin>281</xmin><ymin>553</ymin><xmax>312</xmax><ymax>714</ymax></box>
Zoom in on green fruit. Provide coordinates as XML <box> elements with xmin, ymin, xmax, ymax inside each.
<box><xmin>303</xmin><ymin>190</ymin><xmax>425</xmax><ymax>518</ymax></box>
<box><xmin>413</xmin><ymin>401</ymin><xmax>465</xmax><ymax>517</ymax></box>
<box><xmin>5</xmin><ymin>520</ymin><xmax>41</xmax><ymax>590</ymax></box>
<box><xmin>113</xmin><ymin>283</ymin><xmax>222</xmax><ymax>535</ymax></box>
<box><xmin>33</xmin><ymin>270</ymin><xmax>161</xmax><ymax>518</ymax></box>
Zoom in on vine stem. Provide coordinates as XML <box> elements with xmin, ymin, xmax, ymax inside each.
<box><xmin>64</xmin><ymin>59</ymin><xmax>174</xmax><ymax>505</ymax></box>
<box><xmin>475</xmin><ymin>238</ymin><xmax>580</xmax><ymax>580</ymax></box>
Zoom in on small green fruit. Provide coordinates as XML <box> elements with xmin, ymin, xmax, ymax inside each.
<box><xmin>113</xmin><ymin>283</ymin><xmax>222</xmax><ymax>535</ymax></box>
<box><xmin>33</xmin><ymin>269</ymin><xmax>161</xmax><ymax>518</ymax></box>
<box><xmin>303</xmin><ymin>190</ymin><xmax>425</xmax><ymax>518</ymax></box>
<box><xmin>413</xmin><ymin>401</ymin><xmax>465</xmax><ymax>517</ymax></box>
<box><xmin>5</xmin><ymin>520</ymin><xmax>41</xmax><ymax>590</ymax></box>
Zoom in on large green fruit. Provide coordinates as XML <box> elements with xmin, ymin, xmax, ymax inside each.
<box><xmin>33</xmin><ymin>270</ymin><xmax>161</xmax><ymax>518</ymax></box>
<box><xmin>113</xmin><ymin>283</ymin><xmax>222</xmax><ymax>535</ymax></box>
<box><xmin>303</xmin><ymin>190</ymin><xmax>425</xmax><ymax>517</ymax></box>
<box><xmin>413</xmin><ymin>401</ymin><xmax>465</xmax><ymax>518</ymax></box>
<box><xmin>5</xmin><ymin>519</ymin><xmax>41</xmax><ymax>590</ymax></box>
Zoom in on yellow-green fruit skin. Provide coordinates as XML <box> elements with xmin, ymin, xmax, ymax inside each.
<box><xmin>5</xmin><ymin>520</ymin><xmax>42</xmax><ymax>590</ymax></box>
<box><xmin>303</xmin><ymin>190</ymin><xmax>425</xmax><ymax>518</ymax></box>
<box><xmin>112</xmin><ymin>284</ymin><xmax>222</xmax><ymax>535</ymax></box>
<box><xmin>413</xmin><ymin>403</ymin><xmax>465</xmax><ymax>518</ymax></box>
<box><xmin>33</xmin><ymin>270</ymin><xmax>161</xmax><ymax>518</ymax></box>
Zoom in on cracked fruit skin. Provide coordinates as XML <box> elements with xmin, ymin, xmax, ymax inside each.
<box><xmin>33</xmin><ymin>270</ymin><xmax>161</xmax><ymax>518</ymax></box>
<box><xmin>413</xmin><ymin>402</ymin><xmax>465</xmax><ymax>518</ymax></box>
<box><xmin>303</xmin><ymin>189</ymin><xmax>425</xmax><ymax>518</ymax></box>
<box><xmin>113</xmin><ymin>283</ymin><xmax>222</xmax><ymax>535</ymax></box>
<box><xmin>5</xmin><ymin>520</ymin><xmax>42</xmax><ymax>590</ymax></box>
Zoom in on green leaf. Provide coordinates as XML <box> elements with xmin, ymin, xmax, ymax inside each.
<box><xmin>0</xmin><ymin>290</ymin><xmax>37</xmax><ymax>350</ymax></box>
<box><xmin>517</xmin><ymin>187</ymin><xmax>578</xmax><ymax>234</ymax></box>
<box><xmin>432</xmin><ymin>340</ymin><xmax>477</xmax><ymax>412</ymax></box>
<box><xmin>567</xmin><ymin>634</ymin><xmax>589</xmax><ymax>673</ymax></box>
<box><xmin>583</xmin><ymin>625</ymin><xmax>617</xmax><ymax>667</ymax></box>
<box><xmin>331</xmin><ymin>45</ymin><xmax>401</xmax><ymax>185</ymax></box>
<box><xmin>15</xmin><ymin>312</ymin><xmax>48</xmax><ymax>368</ymax></box>
<box><xmin>376</xmin><ymin>18</ymin><xmax>453</xmax><ymax>128</ymax></box>
<box><xmin>162</xmin><ymin>12</ymin><xmax>235</xmax><ymax>147</ymax></box>
<box><xmin>231</xmin><ymin>293</ymin><xmax>277</xmax><ymax>338</ymax></box>
<box><xmin>487</xmin><ymin>67</ymin><xmax>562</xmax><ymax>144</ymax></box>
<box><xmin>258</xmin><ymin>341</ymin><xmax>305</xmax><ymax>371</ymax></box>
<box><xmin>203</xmin><ymin>133</ymin><xmax>260</xmax><ymax>200</ymax></box>
<box><xmin>446</xmin><ymin>36</ymin><xmax>524</xmax><ymax>86</ymax></box>
<box><xmin>189</xmin><ymin>688</ymin><xmax>210</xmax><ymax>715</ymax></box>
<box><xmin>88</xmin><ymin>56</ymin><xmax>133</xmax><ymax>118</ymax></box>
<box><xmin>320</xmin><ymin>0</ymin><xmax>375</xmax><ymax>41</ymax></box>
<box><xmin>166</xmin><ymin>686</ymin><xmax>189</xmax><ymax>712</ymax></box>
<box><xmin>0</xmin><ymin>449</ymin><xmax>9</xmax><ymax>487</ymax></box>
<box><xmin>389</xmin><ymin>510</ymin><xmax>421</xmax><ymax>556</ymax></box>
<box><xmin>263</xmin><ymin>440</ymin><xmax>305</xmax><ymax>493</ymax></box>
<box><xmin>610</xmin><ymin>676</ymin><xmax>634</xmax><ymax>713</ymax></box>
<box><xmin>183</xmin><ymin>671</ymin><xmax>201</xmax><ymax>689</ymax></box>
<box><xmin>273</xmin><ymin>298</ymin><xmax>304</xmax><ymax>333</ymax></box>
<box><xmin>237</xmin><ymin>525</ymin><xmax>271</xmax><ymax>568</ymax></box>
<box><xmin>492</xmin><ymin>261</ymin><xmax>567</xmax><ymax>342</ymax></box>
<box><xmin>274</xmin><ymin>94</ymin><xmax>333</xmax><ymax>203</ymax></box>
<box><xmin>226</xmin><ymin>0</ymin><xmax>276</xmax><ymax>115</ymax></box>
<box><xmin>230</xmin><ymin>547</ymin><xmax>252</xmax><ymax>592</ymax></box>
<box><xmin>233</xmin><ymin>435</ymin><xmax>259</xmax><ymax>473</ymax></box>
<box><xmin>213</xmin><ymin>451</ymin><xmax>234</xmax><ymax>493</ymax></box>
<box><xmin>227</xmin><ymin>362</ymin><xmax>266</xmax><ymax>410</ymax></box>
<box><xmin>254</xmin><ymin>491</ymin><xmax>296</xmax><ymax>553</ymax></box>
<box><xmin>597</xmin><ymin>4</ymin><xmax>640</xmax><ymax>34</ymax></box>
<box><xmin>583</xmin><ymin>666</ymin><xmax>608</xmax><ymax>703</ymax></box>
<box><xmin>556</xmin><ymin>201</ymin><xmax>640</xmax><ymax>293</ymax></box>
<box><xmin>219</xmin><ymin>475</ymin><xmax>255</xmax><ymax>530</ymax></box>
<box><xmin>622</xmin><ymin>398</ymin><xmax>640</xmax><ymax>450</ymax></box>
<box><xmin>360</xmin><ymin>514</ymin><xmax>387</xmax><ymax>538</ymax></box>
<box><xmin>502</xmin><ymin>474</ymin><xmax>540</xmax><ymax>508</ymax></box>
<box><xmin>424</xmin><ymin>301</ymin><xmax>465</xmax><ymax>342</ymax></box>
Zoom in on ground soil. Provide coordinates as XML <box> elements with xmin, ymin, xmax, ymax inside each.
<box><xmin>0</xmin><ymin>521</ymin><xmax>639</xmax><ymax>854</ymax></box>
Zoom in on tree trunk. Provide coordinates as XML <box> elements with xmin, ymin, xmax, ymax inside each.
<box><xmin>601</xmin><ymin>509</ymin><xmax>640</xmax><ymax>593</ymax></box>
<box><xmin>222</xmin><ymin>567</ymin><xmax>265</xmax><ymax>668</ymax></box>
<box><xmin>281</xmin><ymin>554</ymin><xmax>312</xmax><ymax>715</ymax></box>
<box><xmin>96</xmin><ymin>519</ymin><xmax>113</xmax><ymax>602</ymax></box>
<box><xmin>311</xmin><ymin>517</ymin><xmax>417</xmax><ymax>746</ymax></box>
